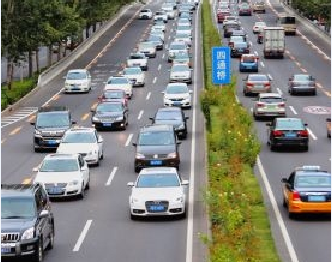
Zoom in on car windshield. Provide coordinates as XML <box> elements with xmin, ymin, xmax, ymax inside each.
<box><xmin>226</xmin><ymin>16</ymin><xmax>236</xmax><ymax>20</ymax></box>
<box><xmin>104</xmin><ymin>91</ymin><xmax>123</xmax><ymax>99</ymax></box>
<box><xmin>230</xmin><ymin>36</ymin><xmax>244</xmax><ymax>41</ymax></box>
<box><xmin>260</xmin><ymin>97</ymin><xmax>283</xmax><ymax>103</ymax></box>
<box><xmin>248</xmin><ymin>75</ymin><xmax>268</xmax><ymax>81</ymax></box>
<box><xmin>108</xmin><ymin>77</ymin><xmax>129</xmax><ymax>84</ymax></box>
<box><xmin>1</xmin><ymin>197</ymin><xmax>36</xmax><ymax>219</ymax></box>
<box><xmin>62</xmin><ymin>132</ymin><xmax>96</xmax><ymax>143</ymax></box>
<box><xmin>170</xmin><ymin>44</ymin><xmax>187</xmax><ymax>50</ymax></box>
<box><xmin>66</xmin><ymin>71</ymin><xmax>87</xmax><ymax>80</ymax></box>
<box><xmin>294</xmin><ymin>175</ymin><xmax>331</xmax><ymax>189</ymax></box>
<box><xmin>172</xmin><ymin>65</ymin><xmax>189</xmax><ymax>71</ymax></box>
<box><xmin>156</xmin><ymin>111</ymin><xmax>182</xmax><ymax>120</ymax></box>
<box><xmin>137</xmin><ymin>173</ymin><xmax>180</xmax><ymax>188</ymax></box>
<box><xmin>174</xmin><ymin>52</ymin><xmax>189</xmax><ymax>58</ymax></box>
<box><xmin>175</xmin><ymin>33</ymin><xmax>190</xmax><ymax>39</ymax></box>
<box><xmin>40</xmin><ymin>158</ymin><xmax>79</xmax><ymax>172</ymax></box>
<box><xmin>141</xmin><ymin>9</ymin><xmax>151</xmax><ymax>13</ymax></box>
<box><xmin>234</xmin><ymin>42</ymin><xmax>247</xmax><ymax>48</ymax></box>
<box><xmin>124</xmin><ymin>68</ymin><xmax>141</xmax><ymax>75</ymax></box>
<box><xmin>275</xmin><ymin>119</ymin><xmax>304</xmax><ymax>130</ymax></box>
<box><xmin>167</xmin><ymin>85</ymin><xmax>188</xmax><ymax>94</ymax></box>
<box><xmin>139</xmin><ymin>42</ymin><xmax>154</xmax><ymax>48</ymax></box>
<box><xmin>96</xmin><ymin>103</ymin><xmax>123</xmax><ymax>112</ymax></box>
<box><xmin>177</xmin><ymin>26</ymin><xmax>191</xmax><ymax>30</ymax></box>
<box><xmin>242</xmin><ymin>57</ymin><xmax>255</xmax><ymax>63</ymax></box>
<box><xmin>149</xmin><ymin>35</ymin><xmax>161</xmax><ymax>41</ymax></box>
<box><xmin>130</xmin><ymin>53</ymin><xmax>145</xmax><ymax>59</ymax></box>
<box><xmin>36</xmin><ymin>112</ymin><xmax>70</xmax><ymax>129</ymax></box>
<box><xmin>240</xmin><ymin>3</ymin><xmax>249</xmax><ymax>8</ymax></box>
<box><xmin>293</xmin><ymin>75</ymin><xmax>312</xmax><ymax>81</ymax></box>
<box><xmin>138</xmin><ymin>131</ymin><xmax>175</xmax><ymax>145</ymax></box>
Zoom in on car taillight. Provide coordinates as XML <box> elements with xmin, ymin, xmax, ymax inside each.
<box><xmin>292</xmin><ymin>191</ymin><xmax>301</xmax><ymax>201</ymax></box>
<box><xmin>229</xmin><ymin>42</ymin><xmax>234</xmax><ymax>47</ymax></box>
<box><xmin>278</xmin><ymin>103</ymin><xmax>285</xmax><ymax>107</ymax></box>
<box><xmin>264</xmin><ymin>83</ymin><xmax>271</xmax><ymax>87</ymax></box>
<box><xmin>257</xmin><ymin>102</ymin><xmax>265</xmax><ymax>107</ymax></box>
<box><xmin>297</xmin><ymin>130</ymin><xmax>308</xmax><ymax>137</ymax></box>
<box><xmin>272</xmin><ymin>130</ymin><xmax>283</xmax><ymax>136</ymax></box>
<box><xmin>247</xmin><ymin>83</ymin><xmax>254</xmax><ymax>87</ymax></box>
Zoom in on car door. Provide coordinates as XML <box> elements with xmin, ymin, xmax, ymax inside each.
<box><xmin>283</xmin><ymin>172</ymin><xmax>295</xmax><ymax>204</ymax></box>
<box><xmin>35</xmin><ymin>189</ymin><xmax>50</xmax><ymax>247</ymax></box>
<box><xmin>95</xmin><ymin>130</ymin><xmax>103</xmax><ymax>157</ymax></box>
<box><xmin>78</xmin><ymin>155</ymin><xmax>88</xmax><ymax>186</ymax></box>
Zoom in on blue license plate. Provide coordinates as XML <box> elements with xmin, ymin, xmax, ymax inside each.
<box><xmin>174</xmin><ymin>101</ymin><xmax>182</xmax><ymax>106</ymax></box>
<box><xmin>1</xmin><ymin>248</ymin><xmax>11</xmax><ymax>253</ymax></box>
<box><xmin>49</xmin><ymin>188</ymin><xmax>62</xmax><ymax>194</ymax></box>
<box><xmin>150</xmin><ymin>205</ymin><xmax>164</xmax><ymax>211</ymax></box>
<box><xmin>103</xmin><ymin>123</ymin><xmax>112</xmax><ymax>126</ymax></box>
<box><xmin>285</xmin><ymin>133</ymin><xmax>296</xmax><ymax>137</ymax></box>
<box><xmin>47</xmin><ymin>140</ymin><xmax>57</xmax><ymax>144</ymax></box>
<box><xmin>308</xmin><ymin>195</ymin><xmax>326</xmax><ymax>202</ymax></box>
<box><xmin>150</xmin><ymin>160</ymin><xmax>162</xmax><ymax>165</ymax></box>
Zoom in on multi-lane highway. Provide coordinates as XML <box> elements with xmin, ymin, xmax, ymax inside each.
<box><xmin>1</xmin><ymin>1</ymin><xmax>208</xmax><ymax>262</ymax></box>
<box><xmin>213</xmin><ymin>0</ymin><xmax>331</xmax><ymax>262</ymax></box>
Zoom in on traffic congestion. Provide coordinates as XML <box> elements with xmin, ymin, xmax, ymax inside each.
<box><xmin>0</xmin><ymin>0</ymin><xmax>331</xmax><ymax>261</ymax></box>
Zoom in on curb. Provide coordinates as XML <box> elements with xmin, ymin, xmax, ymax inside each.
<box><xmin>1</xmin><ymin>3</ymin><xmax>139</xmax><ymax>117</ymax></box>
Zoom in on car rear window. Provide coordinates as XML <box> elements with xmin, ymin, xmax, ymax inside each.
<box><xmin>275</xmin><ymin>119</ymin><xmax>304</xmax><ymax>130</ymax></box>
<box><xmin>139</xmin><ymin>131</ymin><xmax>175</xmax><ymax>145</ymax></box>
<box><xmin>248</xmin><ymin>75</ymin><xmax>268</xmax><ymax>81</ymax></box>
<box><xmin>242</xmin><ymin>57</ymin><xmax>255</xmax><ymax>63</ymax></box>
<box><xmin>295</xmin><ymin>175</ymin><xmax>331</xmax><ymax>189</ymax></box>
<box><xmin>293</xmin><ymin>75</ymin><xmax>312</xmax><ymax>81</ymax></box>
<box><xmin>259</xmin><ymin>97</ymin><xmax>283</xmax><ymax>103</ymax></box>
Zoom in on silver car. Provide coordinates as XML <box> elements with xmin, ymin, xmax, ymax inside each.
<box><xmin>243</xmin><ymin>74</ymin><xmax>272</xmax><ymax>95</ymax></box>
<box><xmin>168</xmin><ymin>41</ymin><xmax>188</xmax><ymax>63</ymax></box>
<box><xmin>169</xmin><ymin>64</ymin><xmax>192</xmax><ymax>83</ymax></box>
<box><xmin>253</xmin><ymin>93</ymin><xmax>287</xmax><ymax>119</ymax></box>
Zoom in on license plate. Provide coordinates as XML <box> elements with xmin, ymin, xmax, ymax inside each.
<box><xmin>47</xmin><ymin>140</ymin><xmax>57</xmax><ymax>144</ymax></box>
<box><xmin>308</xmin><ymin>195</ymin><xmax>326</xmax><ymax>202</ymax></box>
<box><xmin>174</xmin><ymin>101</ymin><xmax>182</xmax><ymax>106</ymax></box>
<box><xmin>150</xmin><ymin>205</ymin><xmax>164</xmax><ymax>211</ymax></box>
<box><xmin>103</xmin><ymin>123</ymin><xmax>112</xmax><ymax>126</ymax></box>
<box><xmin>150</xmin><ymin>160</ymin><xmax>162</xmax><ymax>165</ymax></box>
<box><xmin>49</xmin><ymin>188</ymin><xmax>62</xmax><ymax>194</ymax></box>
<box><xmin>246</xmin><ymin>65</ymin><xmax>252</xmax><ymax>69</ymax></box>
<box><xmin>285</xmin><ymin>133</ymin><xmax>296</xmax><ymax>138</ymax></box>
<box><xmin>1</xmin><ymin>248</ymin><xmax>11</xmax><ymax>253</ymax></box>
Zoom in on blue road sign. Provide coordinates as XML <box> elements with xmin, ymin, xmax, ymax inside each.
<box><xmin>212</xmin><ymin>46</ymin><xmax>231</xmax><ymax>84</ymax></box>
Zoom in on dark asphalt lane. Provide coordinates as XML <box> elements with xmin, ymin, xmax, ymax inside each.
<box><xmin>1</xmin><ymin>1</ymin><xmax>207</xmax><ymax>262</ymax></box>
<box><xmin>216</xmin><ymin>1</ymin><xmax>331</xmax><ymax>262</ymax></box>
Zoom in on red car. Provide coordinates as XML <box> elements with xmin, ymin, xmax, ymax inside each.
<box><xmin>98</xmin><ymin>89</ymin><xmax>128</xmax><ymax>107</ymax></box>
<box><xmin>239</xmin><ymin>3</ymin><xmax>252</xmax><ymax>16</ymax></box>
<box><xmin>217</xmin><ymin>9</ymin><xmax>230</xmax><ymax>23</ymax></box>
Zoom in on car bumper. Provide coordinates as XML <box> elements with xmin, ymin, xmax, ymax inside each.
<box><xmin>271</xmin><ymin>137</ymin><xmax>308</xmax><ymax>147</ymax></box>
<box><xmin>290</xmin><ymin>87</ymin><xmax>316</xmax><ymax>94</ymax></box>
<box><xmin>289</xmin><ymin>202</ymin><xmax>331</xmax><ymax>214</ymax></box>
<box><xmin>134</xmin><ymin>158</ymin><xmax>180</xmax><ymax>170</ymax></box>
<box><xmin>239</xmin><ymin>11</ymin><xmax>252</xmax><ymax>15</ymax></box>
<box><xmin>65</xmin><ymin>87</ymin><xmax>89</xmax><ymax>93</ymax></box>
<box><xmin>1</xmin><ymin>238</ymin><xmax>39</xmax><ymax>257</ymax></box>
<box><xmin>92</xmin><ymin>120</ymin><xmax>125</xmax><ymax>130</ymax></box>
<box><xmin>34</xmin><ymin>137</ymin><xmax>61</xmax><ymax>149</ymax></box>
<box><xmin>240</xmin><ymin>64</ymin><xmax>258</xmax><ymax>71</ymax></box>
<box><xmin>245</xmin><ymin>87</ymin><xmax>271</xmax><ymax>94</ymax></box>
<box><xmin>164</xmin><ymin>100</ymin><xmax>191</xmax><ymax>107</ymax></box>
<box><xmin>130</xmin><ymin>203</ymin><xmax>185</xmax><ymax>216</ymax></box>
<box><xmin>139</xmin><ymin>15</ymin><xmax>152</xmax><ymax>19</ymax></box>
<box><xmin>84</xmin><ymin>154</ymin><xmax>99</xmax><ymax>165</ymax></box>
<box><xmin>254</xmin><ymin>111</ymin><xmax>286</xmax><ymax>118</ymax></box>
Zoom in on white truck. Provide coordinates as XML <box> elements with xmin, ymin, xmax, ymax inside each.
<box><xmin>126</xmin><ymin>52</ymin><xmax>148</xmax><ymax>71</ymax></box>
<box><xmin>263</xmin><ymin>27</ymin><xmax>285</xmax><ymax>59</ymax></box>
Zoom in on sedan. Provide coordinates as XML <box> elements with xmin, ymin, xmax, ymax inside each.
<box><xmin>253</xmin><ymin>93</ymin><xmax>286</xmax><ymax>119</ymax></box>
<box><xmin>169</xmin><ymin>64</ymin><xmax>193</xmax><ymax>84</ymax></box>
<box><xmin>138</xmin><ymin>41</ymin><xmax>157</xmax><ymax>58</ymax></box>
<box><xmin>174</xmin><ymin>33</ymin><xmax>192</xmax><ymax>47</ymax></box>
<box><xmin>57</xmin><ymin>127</ymin><xmax>103</xmax><ymax>166</ymax></box>
<box><xmin>33</xmin><ymin>153</ymin><xmax>90</xmax><ymax>199</ymax></box>
<box><xmin>168</xmin><ymin>41</ymin><xmax>188</xmax><ymax>62</ymax></box>
<box><xmin>139</xmin><ymin>9</ymin><xmax>153</xmax><ymax>19</ymax></box>
<box><xmin>104</xmin><ymin>76</ymin><xmax>133</xmax><ymax>98</ymax></box>
<box><xmin>217</xmin><ymin>9</ymin><xmax>230</xmax><ymax>23</ymax></box>
<box><xmin>231</xmin><ymin>41</ymin><xmax>249</xmax><ymax>58</ymax></box>
<box><xmin>150</xmin><ymin>28</ymin><xmax>165</xmax><ymax>41</ymax></box>
<box><xmin>175</xmin><ymin>26</ymin><xmax>192</xmax><ymax>36</ymax></box>
<box><xmin>172</xmin><ymin>51</ymin><xmax>192</xmax><ymax>68</ymax></box>
<box><xmin>152</xmin><ymin>22</ymin><xmax>166</xmax><ymax>32</ymax></box>
<box><xmin>150</xmin><ymin>107</ymin><xmax>189</xmax><ymax>139</ymax></box>
<box><xmin>179</xmin><ymin>12</ymin><xmax>192</xmax><ymax>21</ymax></box>
<box><xmin>243</xmin><ymin>74</ymin><xmax>272</xmax><ymax>96</ymax></box>
<box><xmin>252</xmin><ymin>2</ymin><xmax>265</xmax><ymax>13</ymax></box>
<box><xmin>122</xmin><ymin>67</ymin><xmax>145</xmax><ymax>87</ymax></box>
<box><xmin>266</xmin><ymin>118</ymin><xmax>309</xmax><ymax>151</ymax></box>
<box><xmin>91</xmin><ymin>101</ymin><xmax>128</xmax><ymax>130</ymax></box>
<box><xmin>239</xmin><ymin>3</ymin><xmax>252</xmax><ymax>16</ymax></box>
<box><xmin>64</xmin><ymin>69</ymin><xmax>92</xmax><ymax>93</ymax></box>
<box><xmin>253</xmin><ymin>21</ymin><xmax>266</xmax><ymax>34</ymax></box>
<box><xmin>127</xmin><ymin>167</ymin><xmax>189</xmax><ymax>220</ymax></box>
<box><xmin>147</xmin><ymin>34</ymin><xmax>164</xmax><ymax>50</ymax></box>
<box><xmin>163</xmin><ymin>83</ymin><xmax>192</xmax><ymax>108</ymax></box>
<box><xmin>288</xmin><ymin>74</ymin><xmax>317</xmax><ymax>95</ymax></box>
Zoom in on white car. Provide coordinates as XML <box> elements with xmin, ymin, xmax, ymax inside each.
<box><xmin>177</xmin><ymin>21</ymin><xmax>191</xmax><ymax>27</ymax></box>
<box><xmin>33</xmin><ymin>153</ymin><xmax>90</xmax><ymax>199</ymax></box>
<box><xmin>168</xmin><ymin>41</ymin><xmax>188</xmax><ymax>62</ymax></box>
<box><xmin>175</xmin><ymin>26</ymin><xmax>192</xmax><ymax>36</ymax></box>
<box><xmin>161</xmin><ymin>4</ymin><xmax>176</xmax><ymax>19</ymax></box>
<box><xmin>139</xmin><ymin>9</ymin><xmax>153</xmax><ymax>19</ymax></box>
<box><xmin>138</xmin><ymin>41</ymin><xmax>157</xmax><ymax>58</ymax></box>
<box><xmin>154</xmin><ymin>10</ymin><xmax>168</xmax><ymax>23</ymax></box>
<box><xmin>57</xmin><ymin>127</ymin><xmax>104</xmax><ymax>166</ymax></box>
<box><xmin>224</xmin><ymin>16</ymin><xmax>239</xmax><ymax>23</ymax></box>
<box><xmin>127</xmin><ymin>52</ymin><xmax>148</xmax><ymax>71</ymax></box>
<box><xmin>64</xmin><ymin>69</ymin><xmax>91</xmax><ymax>93</ymax></box>
<box><xmin>150</xmin><ymin>28</ymin><xmax>165</xmax><ymax>41</ymax></box>
<box><xmin>127</xmin><ymin>167</ymin><xmax>189</xmax><ymax>219</ymax></box>
<box><xmin>104</xmin><ymin>76</ymin><xmax>133</xmax><ymax>98</ymax></box>
<box><xmin>253</xmin><ymin>21</ymin><xmax>266</xmax><ymax>33</ymax></box>
<box><xmin>122</xmin><ymin>67</ymin><xmax>145</xmax><ymax>87</ymax></box>
<box><xmin>169</xmin><ymin>64</ymin><xmax>193</xmax><ymax>83</ymax></box>
<box><xmin>174</xmin><ymin>33</ymin><xmax>192</xmax><ymax>47</ymax></box>
<box><xmin>152</xmin><ymin>23</ymin><xmax>166</xmax><ymax>33</ymax></box>
<box><xmin>163</xmin><ymin>83</ymin><xmax>193</xmax><ymax>108</ymax></box>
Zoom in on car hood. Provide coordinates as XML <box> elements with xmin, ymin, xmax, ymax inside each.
<box><xmin>155</xmin><ymin>119</ymin><xmax>183</xmax><ymax>127</ymax></box>
<box><xmin>170</xmin><ymin>71</ymin><xmax>190</xmax><ymax>77</ymax></box>
<box><xmin>164</xmin><ymin>93</ymin><xmax>190</xmax><ymax>99</ymax></box>
<box><xmin>1</xmin><ymin>218</ymin><xmax>36</xmax><ymax>233</ymax></box>
<box><xmin>137</xmin><ymin>144</ymin><xmax>176</xmax><ymax>154</ymax></box>
<box><xmin>35</xmin><ymin>171</ymin><xmax>82</xmax><ymax>184</ymax></box>
<box><xmin>105</xmin><ymin>83</ymin><xmax>131</xmax><ymax>89</ymax></box>
<box><xmin>132</xmin><ymin>187</ymin><xmax>183</xmax><ymax>200</ymax></box>
<box><xmin>57</xmin><ymin>143</ymin><xmax>98</xmax><ymax>154</ymax></box>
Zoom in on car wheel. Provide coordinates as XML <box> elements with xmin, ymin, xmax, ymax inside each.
<box><xmin>327</xmin><ymin>132</ymin><xmax>331</xmax><ymax>138</ymax></box>
<box><xmin>46</xmin><ymin>225</ymin><xmax>55</xmax><ymax>250</ymax></box>
<box><xmin>243</xmin><ymin>89</ymin><xmax>247</xmax><ymax>96</ymax></box>
<box><xmin>134</xmin><ymin>166</ymin><xmax>140</xmax><ymax>173</ymax></box>
<box><xmin>94</xmin><ymin>160</ymin><xmax>99</xmax><ymax>167</ymax></box>
<box><xmin>176</xmin><ymin>165</ymin><xmax>180</xmax><ymax>171</ymax></box>
<box><xmin>290</xmin><ymin>89</ymin><xmax>294</xmax><ymax>95</ymax></box>
<box><xmin>131</xmin><ymin>213</ymin><xmax>138</xmax><ymax>220</ymax></box>
<box><xmin>34</xmin><ymin>147</ymin><xmax>40</xmax><ymax>153</ymax></box>
<box><xmin>253</xmin><ymin>113</ymin><xmax>257</xmax><ymax>120</ymax></box>
<box><xmin>86</xmin><ymin>176</ymin><xmax>90</xmax><ymax>189</ymax></box>
<box><xmin>288</xmin><ymin>211</ymin><xmax>296</xmax><ymax>219</ymax></box>
<box><xmin>79</xmin><ymin>184</ymin><xmax>85</xmax><ymax>199</ymax></box>
<box><xmin>303</xmin><ymin>145</ymin><xmax>309</xmax><ymax>152</ymax></box>
<box><xmin>270</xmin><ymin>143</ymin><xmax>276</xmax><ymax>151</ymax></box>
<box><xmin>99</xmin><ymin>152</ymin><xmax>104</xmax><ymax>160</ymax></box>
<box><xmin>32</xmin><ymin>238</ymin><xmax>43</xmax><ymax>262</ymax></box>
<box><xmin>313</xmin><ymin>89</ymin><xmax>317</xmax><ymax>95</ymax></box>
<box><xmin>282</xmin><ymin>197</ymin><xmax>287</xmax><ymax>208</ymax></box>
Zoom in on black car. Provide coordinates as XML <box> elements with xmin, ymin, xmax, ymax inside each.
<box><xmin>91</xmin><ymin>101</ymin><xmax>128</xmax><ymax>130</ymax></box>
<box><xmin>266</xmin><ymin>118</ymin><xmax>309</xmax><ymax>151</ymax></box>
<box><xmin>231</xmin><ymin>41</ymin><xmax>250</xmax><ymax>58</ymax></box>
<box><xmin>1</xmin><ymin>184</ymin><xmax>55</xmax><ymax>262</ymax></box>
<box><xmin>132</xmin><ymin>124</ymin><xmax>181</xmax><ymax>172</ymax></box>
<box><xmin>150</xmin><ymin>107</ymin><xmax>189</xmax><ymax>140</ymax></box>
<box><xmin>147</xmin><ymin>34</ymin><xmax>164</xmax><ymax>50</ymax></box>
<box><xmin>31</xmin><ymin>106</ymin><xmax>76</xmax><ymax>152</ymax></box>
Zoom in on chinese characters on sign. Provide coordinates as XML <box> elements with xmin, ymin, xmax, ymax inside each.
<box><xmin>212</xmin><ymin>47</ymin><xmax>231</xmax><ymax>84</ymax></box>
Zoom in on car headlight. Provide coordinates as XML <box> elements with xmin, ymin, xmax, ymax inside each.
<box><xmin>88</xmin><ymin>149</ymin><xmax>98</xmax><ymax>155</ymax></box>
<box><xmin>35</xmin><ymin>130</ymin><xmax>42</xmax><ymax>136</ymax></box>
<box><xmin>131</xmin><ymin>197</ymin><xmax>139</xmax><ymax>203</ymax></box>
<box><xmin>135</xmin><ymin>153</ymin><xmax>145</xmax><ymax>159</ymax></box>
<box><xmin>68</xmin><ymin>179</ymin><xmax>80</xmax><ymax>186</ymax></box>
<box><xmin>22</xmin><ymin>227</ymin><xmax>35</xmax><ymax>240</ymax></box>
<box><xmin>81</xmin><ymin>82</ymin><xmax>88</xmax><ymax>86</ymax></box>
<box><xmin>115</xmin><ymin>116</ymin><xmax>123</xmax><ymax>121</ymax></box>
<box><xmin>167</xmin><ymin>152</ymin><xmax>177</xmax><ymax>159</ymax></box>
<box><xmin>175</xmin><ymin>196</ymin><xmax>183</xmax><ymax>202</ymax></box>
<box><xmin>92</xmin><ymin>116</ymin><xmax>100</xmax><ymax>122</ymax></box>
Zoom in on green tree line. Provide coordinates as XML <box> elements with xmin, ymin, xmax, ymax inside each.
<box><xmin>1</xmin><ymin>0</ymin><xmax>133</xmax><ymax>89</ymax></box>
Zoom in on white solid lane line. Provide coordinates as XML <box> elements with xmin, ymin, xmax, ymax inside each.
<box><xmin>105</xmin><ymin>167</ymin><xmax>118</xmax><ymax>186</ymax></box>
<box><xmin>257</xmin><ymin>157</ymin><xmax>300</xmax><ymax>262</ymax></box>
<box><xmin>152</xmin><ymin>77</ymin><xmax>157</xmax><ymax>84</ymax></box>
<box><xmin>158</xmin><ymin>64</ymin><xmax>162</xmax><ymax>70</ymax></box>
<box><xmin>125</xmin><ymin>134</ymin><xmax>133</xmax><ymax>147</ymax></box>
<box><xmin>276</xmin><ymin>88</ymin><xmax>283</xmax><ymax>95</ymax></box>
<box><xmin>268</xmin><ymin>74</ymin><xmax>273</xmax><ymax>81</ymax></box>
<box><xmin>254</xmin><ymin>51</ymin><xmax>259</xmax><ymax>56</ymax></box>
<box><xmin>162</xmin><ymin>53</ymin><xmax>165</xmax><ymax>59</ymax></box>
<box><xmin>260</xmin><ymin>61</ymin><xmax>265</xmax><ymax>67</ymax></box>
<box><xmin>307</xmin><ymin>128</ymin><xmax>318</xmax><ymax>141</ymax></box>
<box><xmin>137</xmin><ymin>110</ymin><xmax>144</xmax><ymax>120</ymax></box>
<box><xmin>73</xmin><ymin>220</ymin><xmax>93</xmax><ymax>252</ymax></box>
<box><xmin>146</xmin><ymin>92</ymin><xmax>151</xmax><ymax>100</ymax></box>
<box><xmin>289</xmin><ymin>106</ymin><xmax>297</xmax><ymax>115</ymax></box>
<box><xmin>186</xmin><ymin>4</ymin><xmax>199</xmax><ymax>262</ymax></box>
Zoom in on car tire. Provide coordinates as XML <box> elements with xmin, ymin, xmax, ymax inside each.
<box><xmin>282</xmin><ymin>197</ymin><xmax>287</xmax><ymax>208</ymax></box>
<box><xmin>34</xmin><ymin>147</ymin><xmax>40</xmax><ymax>153</ymax></box>
<box><xmin>131</xmin><ymin>214</ymin><xmax>138</xmax><ymax>220</ymax></box>
<box><xmin>288</xmin><ymin>211</ymin><xmax>296</xmax><ymax>219</ymax></box>
<box><xmin>79</xmin><ymin>184</ymin><xmax>85</xmax><ymax>199</ymax></box>
<box><xmin>99</xmin><ymin>152</ymin><xmax>104</xmax><ymax>160</ymax></box>
<box><xmin>94</xmin><ymin>160</ymin><xmax>99</xmax><ymax>167</ymax></box>
<box><xmin>303</xmin><ymin>145</ymin><xmax>309</xmax><ymax>152</ymax></box>
<box><xmin>327</xmin><ymin>132</ymin><xmax>331</xmax><ymax>138</ymax></box>
<box><xmin>253</xmin><ymin>113</ymin><xmax>258</xmax><ymax>120</ymax></box>
<box><xmin>270</xmin><ymin>143</ymin><xmax>276</xmax><ymax>151</ymax></box>
<box><xmin>32</xmin><ymin>238</ymin><xmax>43</xmax><ymax>262</ymax></box>
<box><xmin>86</xmin><ymin>176</ymin><xmax>90</xmax><ymax>189</ymax></box>
<box><xmin>46</xmin><ymin>225</ymin><xmax>55</xmax><ymax>250</ymax></box>
<box><xmin>313</xmin><ymin>89</ymin><xmax>317</xmax><ymax>95</ymax></box>
<box><xmin>134</xmin><ymin>166</ymin><xmax>141</xmax><ymax>173</ymax></box>
<box><xmin>290</xmin><ymin>89</ymin><xmax>294</xmax><ymax>95</ymax></box>
<box><xmin>176</xmin><ymin>165</ymin><xmax>180</xmax><ymax>171</ymax></box>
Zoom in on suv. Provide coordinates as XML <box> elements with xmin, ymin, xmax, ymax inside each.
<box><xmin>31</xmin><ymin>106</ymin><xmax>76</xmax><ymax>152</ymax></box>
<box><xmin>1</xmin><ymin>184</ymin><xmax>55</xmax><ymax>261</ymax></box>
<box><xmin>132</xmin><ymin>124</ymin><xmax>181</xmax><ymax>172</ymax></box>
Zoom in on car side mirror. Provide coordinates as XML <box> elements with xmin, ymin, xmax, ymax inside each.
<box><xmin>265</xmin><ymin>123</ymin><xmax>271</xmax><ymax>126</ymax></box>
<box><xmin>72</xmin><ymin>121</ymin><xmax>77</xmax><ymax>124</ymax></box>
<box><xmin>30</xmin><ymin>121</ymin><xmax>36</xmax><ymax>125</ymax></box>
<box><xmin>127</xmin><ymin>182</ymin><xmax>135</xmax><ymax>187</ymax></box>
<box><xmin>161</xmin><ymin>91</ymin><xmax>165</xmax><ymax>94</ymax></box>
<box><xmin>149</xmin><ymin>117</ymin><xmax>155</xmax><ymax>121</ymax></box>
<box><xmin>103</xmin><ymin>82</ymin><xmax>107</xmax><ymax>84</ymax></box>
<box><xmin>304</xmin><ymin>123</ymin><xmax>308</xmax><ymax>126</ymax></box>
<box><xmin>98</xmin><ymin>135</ymin><xmax>103</xmax><ymax>143</ymax></box>
<box><xmin>288</xmin><ymin>77</ymin><xmax>292</xmax><ymax>81</ymax></box>
<box><xmin>327</xmin><ymin>118</ymin><xmax>331</xmax><ymax>122</ymax></box>
<box><xmin>281</xmin><ymin>178</ymin><xmax>288</xmax><ymax>183</ymax></box>
<box><xmin>40</xmin><ymin>209</ymin><xmax>50</xmax><ymax>218</ymax></box>
<box><xmin>132</xmin><ymin>142</ymin><xmax>137</xmax><ymax>147</ymax></box>
<box><xmin>91</xmin><ymin>109</ymin><xmax>96</xmax><ymax>113</ymax></box>
<box><xmin>176</xmin><ymin>141</ymin><xmax>181</xmax><ymax>145</ymax></box>
<box><xmin>181</xmin><ymin>179</ymin><xmax>189</xmax><ymax>185</ymax></box>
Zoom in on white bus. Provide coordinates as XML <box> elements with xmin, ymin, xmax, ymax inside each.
<box><xmin>276</xmin><ymin>13</ymin><xmax>296</xmax><ymax>35</ymax></box>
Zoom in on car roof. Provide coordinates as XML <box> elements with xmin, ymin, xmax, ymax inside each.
<box><xmin>44</xmin><ymin>153</ymin><xmax>79</xmax><ymax>159</ymax></box>
<box><xmin>68</xmin><ymin>69</ymin><xmax>87</xmax><ymax>73</ymax></box>
<box><xmin>1</xmin><ymin>184</ymin><xmax>39</xmax><ymax>197</ymax></box>
<box><xmin>295</xmin><ymin>171</ymin><xmax>331</xmax><ymax>177</ymax></box>
<box><xmin>103</xmin><ymin>89</ymin><xmax>126</xmax><ymax>93</ymax></box>
<box><xmin>141</xmin><ymin>124</ymin><xmax>174</xmax><ymax>132</ymax></box>
<box><xmin>108</xmin><ymin>76</ymin><xmax>129</xmax><ymax>79</ymax></box>
<box><xmin>139</xmin><ymin>167</ymin><xmax>178</xmax><ymax>174</ymax></box>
